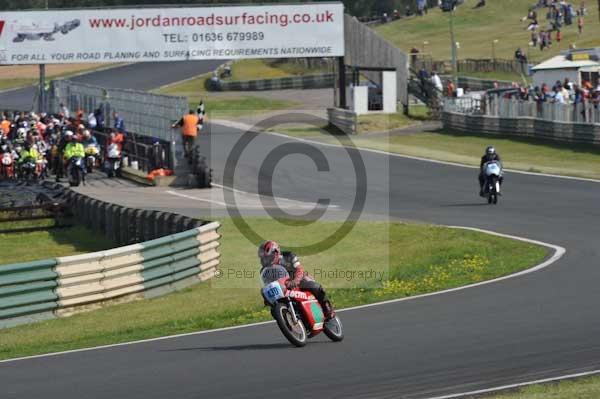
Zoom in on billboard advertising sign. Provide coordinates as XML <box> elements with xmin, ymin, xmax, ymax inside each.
<box><xmin>0</xmin><ymin>3</ymin><xmax>344</xmax><ymax>65</ymax></box>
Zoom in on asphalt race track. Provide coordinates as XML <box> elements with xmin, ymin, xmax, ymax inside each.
<box><xmin>0</xmin><ymin>60</ymin><xmax>223</xmax><ymax>111</ymax></box>
<box><xmin>3</xmin><ymin>120</ymin><xmax>600</xmax><ymax>399</ymax></box>
<box><xmin>0</xmin><ymin>55</ymin><xmax>597</xmax><ymax>397</ymax></box>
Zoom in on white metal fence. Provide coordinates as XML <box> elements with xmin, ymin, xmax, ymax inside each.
<box><xmin>48</xmin><ymin>79</ymin><xmax>189</xmax><ymax>167</ymax></box>
<box><xmin>487</xmin><ymin>96</ymin><xmax>600</xmax><ymax>125</ymax></box>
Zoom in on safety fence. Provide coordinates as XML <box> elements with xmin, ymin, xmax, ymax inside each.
<box><xmin>0</xmin><ymin>183</ymin><xmax>221</xmax><ymax>328</ymax></box>
<box><xmin>412</xmin><ymin>56</ymin><xmax>527</xmax><ymax>76</ymax></box>
<box><xmin>442</xmin><ymin>111</ymin><xmax>600</xmax><ymax>145</ymax></box>
<box><xmin>486</xmin><ymin>96</ymin><xmax>600</xmax><ymax>125</ymax></box>
<box><xmin>206</xmin><ymin>73</ymin><xmax>335</xmax><ymax>92</ymax></box>
<box><xmin>0</xmin><ymin>222</ymin><xmax>220</xmax><ymax>328</ymax></box>
<box><xmin>48</xmin><ymin>79</ymin><xmax>188</xmax><ymax>168</ymax></box>
<box><xmin>327</xmin><ymin>107</ymin><xmax>357</xmax><ymax>135</ymax></box>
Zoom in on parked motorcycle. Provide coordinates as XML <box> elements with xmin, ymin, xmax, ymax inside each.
<box><xmin>261</xmin><ymin>265</ymin><xmax>344</xmax><ymax>347</ymax></box>
<box><xmin>84</xmin><ymin>144</ymin><xmax>100</xmax><ymax>174</ymax></box>
<box><xmin>19</xmin><ymin>157</ymin><xmax>37</xmax><ymax>183</ymax></box>
<box><xmin>105</xmin><ymin>143</ymin><xmax>121</xmax><ymax>178</ymax></box>
<box><xmin>483</xmin><ymin>160</ymin><xmax>502</xmax><ymax>205</ymax></box>
<box><xmin>0</xmin><ymin>152</ymin><xmax>15</xmax><ymax>179</ymax></box>
<box><xmin>68</xmin><ymin>156</ymin><xmax>85</xmax><ymax>187</ymax></box>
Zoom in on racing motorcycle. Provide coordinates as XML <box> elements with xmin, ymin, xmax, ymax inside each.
<box><xmin>0</xmin><ymin>152</ymin><xmax>15</xmax><ymax>179</ymax></box>
<box><xmin>19</xmin><ymin>156</ymin><xmax>38</xmax><ymax>183</ymax></box>
<box><xmin>105</xmin><ymin>143</ymin><xmax>121</xmax><ymax>178</ymax></box>
<box><xmin>84</xmin><ymin>144</ymin><xmax>100</xmax><ymax>173</ymax></box>
<box><xmin>261</xmin><ymin>265</ymin><xmax>344</xmax><ymax>347</ymax></box>
<box><xmin>482</xmin><ymin>160</ymin><xmax>502</xmax><ymax>205</ymax></box>
<box><xmin>68</xmin><ymin>156</ymin><xmax>85</xmax><ymax>187</ymax></box>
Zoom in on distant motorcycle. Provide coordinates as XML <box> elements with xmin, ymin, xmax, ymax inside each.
<box><xmin>105</xmin><ymin>143</ymin><xmax>121</xmax><ymax>178</ymax></box>
<box><xmin>261</xmin><ymin>265</ymin><xmax>344</xmax><ymax>347</ymax></box>
<box><xmin>68</xmin><ymin>156</ymin><xmax>85</xmax><ymax>187</ymax></box>
<box><xmin>482</xmin><ymin>161</ymin><xmax>502</xmax><ymax>205</ymax></box>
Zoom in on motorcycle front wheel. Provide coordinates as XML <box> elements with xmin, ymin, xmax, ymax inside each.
<box><xmin>323</xmin><ymin>315</ymin><xmax>344</xmax><ymax>342</ymax></box>
<box><xmin>273</xmin><ymin>302</ymin><xmax>307</xmax><ymax>347</ymax></box>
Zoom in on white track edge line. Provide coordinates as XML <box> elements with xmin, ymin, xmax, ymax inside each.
<box><xmin>211</xmin><ymin>119</ymin><xmax>600</xmax><ymax>184</ymax></box>
<box><xmin>426</xmin><ymin>369</ymin><xmax>600</xmax><ymax>399</ymax></box>
<box><xmin>0</xmin><ymin>226</ymin><xmax>564</xmax><ymax>365</ymax></box>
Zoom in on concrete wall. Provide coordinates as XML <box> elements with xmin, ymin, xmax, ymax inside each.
<box><xmin>344</xmin><ymin>14</ymin><xmax>409</xmax><ymax>107</ymax></box>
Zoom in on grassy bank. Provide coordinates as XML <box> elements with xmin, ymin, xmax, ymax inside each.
<box><xmin>269</xmin><ymin>118</ymin><xmax>600</xmax><ymax>180</ymax></box>
<box><xmin>270</xmin><ymin>108</ymin><xmax>430</xmax><ymax>137</ymax></box>
<box><xmin>156</xmin><ymin>73</ymin><xmax>299</xmax><ymax>118</ymax></box>
<box><xmin>488</xmin><ymin>375</ymin><xmax>600</xmax><ymax>398</ymax></box>
<box><xmin>0</xmin><ymin>223</ymin><xmax>113</xmax><ymax>265</ymax></box>
<box><xmin>226</xmin><ymin>59</ymin><xmax>329</xmax><ymax>81</ymax></box>
<box><xmin>0</xmin><ymin>218</ymin><xmax>546</xmax><ymax>360</ymax></box>
<box><xmin>376</xmin><ymin>0</ymin><xmax>600</xmax><ymax>63</ymax></box>
<box><xmin>315</xmin><ymin>129</ymin><xmax>600</xmax><ymax>180</ymax></box>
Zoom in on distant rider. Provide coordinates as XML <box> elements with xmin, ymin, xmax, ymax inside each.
<box><xmin>479</xmin><ymin>145</ymin><xmax>502</xmax><ymax>196</ymax></box>
<box><xmin>258</xmin><ymin>241</ymin><xmax>335</xmax><ymax>320</ymax></box>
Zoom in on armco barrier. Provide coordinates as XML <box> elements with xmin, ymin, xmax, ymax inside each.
<box><xmin>0</xmin><ymin>259</ymin><xmax>59</xmax><ymax>328</ymax></box>
<box><xmin>442</xmin><ymin>111</ymin><xmax>600</xmax><ymax>145</ymax></box>
<box><xmin>0</xmin><ymin>184</ymin><xmax>221</xmax><ymax>329</ymax></box>
<box><xmin>208</xmin><ymin>73</ymin><xmax>335</xmax><ymax>92</ymax></box>
<box><xmin>328</xmin><ymin>107</ymin><xmax>357</xmax><ymax>135</ymax></box>
<box><xmin>0</xmin><ymin>222</ymin><xmax>220</xmax><ymax>328</ymax></box>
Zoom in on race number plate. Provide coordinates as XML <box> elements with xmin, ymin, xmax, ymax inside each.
<box><xmin>262</xmin><ymin>281</ymin><xmax>284</xmax><ymax>304</ymax></box>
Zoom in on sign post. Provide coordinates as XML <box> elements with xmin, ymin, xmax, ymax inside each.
<box><xmin>38</xmin><ymin>64</ymin><xmax>45</xmax><ymax>113</ymax></box>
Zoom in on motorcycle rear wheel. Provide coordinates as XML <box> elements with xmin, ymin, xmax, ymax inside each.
<box><xmin>273</xmin><ymin>302</ymin><xmax>307</xmax><ymax>347</ymax></box>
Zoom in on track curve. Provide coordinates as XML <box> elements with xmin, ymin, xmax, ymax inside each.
<box><xmin>2</xmin><ymin>121</ymin><xmax>600</xmax><ymax>398</ymax></box>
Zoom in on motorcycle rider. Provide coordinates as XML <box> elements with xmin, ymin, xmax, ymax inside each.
<box><xmin>479</xmin><ymin>145</ymin><xmax>503</xmax><ymax>196</ymax></box>
<box><xmin>258</xmin><ymin>241</ymin><xmax>336</xmax><ymax>320</ymax></box>
<box><xmin>82</xmin><ymin>130</ymin><xmax>99</xmax><ymax>150</ymax></box>
<box><xmin>63</xmin><ymin>131</ymin><xmax>85</xmax><ymax>168</ymax></box>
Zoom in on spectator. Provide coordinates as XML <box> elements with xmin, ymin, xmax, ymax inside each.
<box><xmin>410</xmin><ymin>47</ymin><xmax>420</xmax><ymax>66</ymax></box>
<box><xmin>531</xmin><ymin>30</ymin><xmax>539</xmax><ymax>47</ymax></box>
<box><xmin>446</xmin><ymin>80</ymin><xmax>456</xmax><ymax>97</ymax></box>
<box><xmin>94</xmin><ymin>108</ymin><xmax>105</xmax><ymax>129</ymax></box>
<box><xmin>113</xmin><ymin>111</ymin><xmax>125</xmax><ymax>133</ymax></box>
<box><xmin>556</xmin><ymin>29</ymin><xmax>562</xmax><ymax>43</ymax></box>
<box><xmin>87</xmin><ymin>111</ymin><xmax>97</xmax><ymax>129</ymax></box>
<box><xmin>59</xmin><ymin>103</ymin><xmax>70</xmax><ymax>119</ymax></box>
<box><xmin>577</xmin><ymin>11</ymin><xmax>584</xmax><ymax>34</ymax></box>
<box><xmin>431</xmin><ymin>72</ymin><xmax>443</xmax><ymax>92</ymax></box>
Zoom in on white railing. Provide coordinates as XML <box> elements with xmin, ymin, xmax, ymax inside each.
<box><xmin>486</xmin><ymin>96</ymin><xmax>600</xmax><ymax>125</ymax></box>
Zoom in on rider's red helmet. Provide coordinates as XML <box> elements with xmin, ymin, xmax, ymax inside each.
<box><xmin>258</xmin><ymin>240</ymin><xmax>280</xmax><ymax>268</ymax></box>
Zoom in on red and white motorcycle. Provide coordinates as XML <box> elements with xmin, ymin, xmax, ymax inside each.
<box><xmin>261</xmin><ymin>265</ymin><xmax>344</xmax><ymax>347</ymax></box>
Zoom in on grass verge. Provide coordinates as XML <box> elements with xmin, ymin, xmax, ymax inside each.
<box><xmin>0</xmin><ymin>222</ymin><xmax>114</xmax><ymax>264</ymax></box>
<box><xmin>269</xmin><ymin>108</ymin><xmax>431</xmax><ymax>137</ymax></box>
<box><xmin>487</xmin><ymin>375</ymin><xmax>600</xmax><ymax>398</ymax></box>
<box><xmin>227</xmin><ymin>59</ymin><xmax>329</xmax><ymax>81</ymax></box>
<box><xmin>376</xmin><ymin>0</ymin><xmax>600</xmax><ymax>63</ymax></box>
<box><xmin>0</xmin><ymin>218</ymin><xmax>547</xmax><ymax>360</ymax></box>
<box><xmin>155</xmin><ymin>73</ymin><xmax>299</xmax><ymax>118</ymax></box>
<box><xmin>314</xmin><ymin>129</ymin><xmax>600</xmax><ymax>180</ymax></box>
